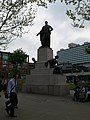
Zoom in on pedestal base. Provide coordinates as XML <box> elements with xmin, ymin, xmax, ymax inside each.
<box><xmin>22</xmin><ymin>84</ymin><xmax>70</xmax><ymax>96</ymax></box>
<box><xmin>22</xmin><ymin>47</ymin><xmax>70</xmax><ymax>96</ymax></box>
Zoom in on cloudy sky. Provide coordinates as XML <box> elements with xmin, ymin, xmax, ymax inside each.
<box><xmin>5</xmin><ymin>1</ymin><xmax>90</xmax><ymax>62</ymax></box>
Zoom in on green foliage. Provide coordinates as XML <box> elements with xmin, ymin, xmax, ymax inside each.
<box><xmin>61</xmin><ymin>0</ymin><xmax>90</xmax><ymax>28</ymax></box>
<box><xmin>8</xmin><ymin>48</ymin><xmax>28</xmax><ymax>65</ymax></box>
<box><xmin>0</xmin><ymin>0</ymin><xmax>36</xmax><ymax>50</ymax></box>
<box><xmin>67</xmin><ymin>83</ymin><xmax>76</xmax><ymax>90</ymax></box>
<box><xmin>8</xmin><ymin>48</ymin><xmax>28</xmax><ymax>75</ymax></box>
<box><xmin>39</xmin><ymin>0</ymin><xmax>90</xmax><ymax>28</ymax></box>
<box><xmin>85</xmin><ymin>45</ymin><xmax>90</xmax><ymax>54</ymax></box>
<box><xmin>32</xmin><ymin>0</ymin><xmax>90</xmax><ymax>28</ymax></box>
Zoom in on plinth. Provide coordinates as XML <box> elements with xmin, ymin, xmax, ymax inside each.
<box><xmin>22</xmin><ymin>47</ymin><xmax>70</xmax><ymax>95</ymax></box>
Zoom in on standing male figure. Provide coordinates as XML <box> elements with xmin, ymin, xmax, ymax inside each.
<box><xmin>6</xmin><ymin>74</ymin><xmax>18</xmax><ymax>117</ymax></box>
<box><xmin>37</xmin><ymin>21</ymin><xmax>53</xmax><ymax>48</ymax></box>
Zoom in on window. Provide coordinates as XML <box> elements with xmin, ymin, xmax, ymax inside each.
<box><xmin>2</xmin><ymin>53</ymin><xmax>8</xmax><ymax>60</ymax></box>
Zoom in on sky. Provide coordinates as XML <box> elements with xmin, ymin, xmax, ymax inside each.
<box><xmin>5</xmin><ymin>1</ymin><xmax>90</xmax><ymax>62</ymax></box>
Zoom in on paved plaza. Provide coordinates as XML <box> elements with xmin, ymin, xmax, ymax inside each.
<box><xmin>0</xmin><ymin>91</ymin><xmax>90</xmax><ymax>120</ymax></box>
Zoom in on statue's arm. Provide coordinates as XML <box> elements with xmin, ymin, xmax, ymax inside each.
<box><xmin>36</xmin><ymin>32</ymin><xmax>40</xmax><ymax>36</ymax></box>
<box><xmin>36</xmin><ymin>29</ymin><xmax>42</xmax><ymax>36</ymax></box>
<box><xmin>49</xmin><ymin>25</ymin><xmax>53</xmax><ymax>31</ymax></box>
<box><xmin>50</xmin><ymin>26</ymin><xmax>53</xmax><ymax>31</ymax></box>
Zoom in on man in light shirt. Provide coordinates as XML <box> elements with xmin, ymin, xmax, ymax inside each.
<box><xmin>6</xmin><ymin>74</ymin><xmax>18</xmax><ymax>117</ymax></box>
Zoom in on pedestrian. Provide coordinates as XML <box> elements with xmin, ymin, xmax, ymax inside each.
<box><xmin>6</xmin><ymin>74</ymin><xmax>18</xmax><ymax>117</ymax></box>
<box><xmin>79</xmin><ymin>86</ymin><xmax>86</xmax><ymax>102</ymax></box>
<box><xmin>3</xmin><ymin>79</ymin><xmax>8</xmax><ymax>91</ymax></box>
<box><xmin>86</xmin><ymin>85</ymin><xmax>90</xmax><ymax>101</ymax></box>
<box><xmin>0</xmin><ymin>80</ymin><xmax>3</xmax><ymax>97</ymax></box>
<box><xmin>2</xmin><ymin>79</ymin><xmax>8</xmax><ymax>98</ymax></box>
<box><xmin>73</xmin><ymin>85</ymin><xmax>80</xmax><ymax>101</ymax></box>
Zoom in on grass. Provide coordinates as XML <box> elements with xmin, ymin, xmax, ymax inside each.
<box><xmin>67</xmin><ymin>82</ymin><xmax>90</xmax><ymax>90</ymax></box>
<box><xmin>67</xmin><ymin>83</ymin><xmax>76</xmax><ymax>90</ymax></box>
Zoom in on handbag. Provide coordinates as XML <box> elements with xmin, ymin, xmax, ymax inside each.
<box><xmin>5</xmin><ymin>91</ymin><xmax>8</xmax><ymax>99</ymax></box>
<box><xmin>4</xmin><ymin>85</ymin><xmax>16</xmax><ymax>99</ymax></box>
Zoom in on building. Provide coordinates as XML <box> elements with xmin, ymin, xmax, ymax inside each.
<box><xmin>57</xmin><ymin>42</ymin><xmax>90</xmax><ymax>66</ymax></box>
<box><xmin>57</xmin><ymin>42</ymin><xmax>90</xmax><ymax>83</ymax></box>
<box><xmin>0</xmin><ymin>51</ymin><xmax>33</xmax><ymax>80</ymax></box>
<box><xmin>0</xmin><ymin>51</ymin><xmax>10</xmax><ymax>79</ymax></box>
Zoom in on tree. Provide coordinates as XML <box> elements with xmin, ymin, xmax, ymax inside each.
<box><xmin>0</xmin><ymin>0</ymin><xmax>36</xmax><ymax>50</ymax></box>
<box><xmin>8</xmin><ymin>48</ymin><xmax>28</xmax><ymax>75</ymax></box>
<box><xmin>85</xmin><ymin>45</ymin><xmax>90</xmax><ymax>54</ymax></box>
<box><xmin>36</xmin><ymin>0</ymin><xmax>90</xmax><ymax>28</ymax></box>
<box><xmin>0</xmin><ymin>0</ymin><xmax>90</xmax><ymax>49</ymax></box>
<box><xmin>61</xmin><ymin>0</ymin><xmax>90</xmax><ymax>28</ymax></box>
<box><xmin>0</xmin><ymin>0</ymin><xmax>52</xmax><ymax>50</ymax></box>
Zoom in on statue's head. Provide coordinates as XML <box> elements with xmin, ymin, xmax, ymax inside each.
<box><xmin>32</xmin><ymin>57</ymin><xmax>36</xmax><ymax>62</ymax></box>
<box><xmin>45</xmin><ymin>21</ymin><xmax>48</xmax><ymax>25</ymax></box>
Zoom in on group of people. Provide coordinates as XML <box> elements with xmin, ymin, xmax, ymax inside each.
<box><xmin>73</xmin><ymin>84</ymin><xmax>90</xmax><ymax>102</ymax></box>
<box><xmin>0</xmin><ymin>74</ymin><xmax>18</xmax><ymax>117</ymax></box>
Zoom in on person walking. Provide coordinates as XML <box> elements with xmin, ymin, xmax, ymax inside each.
<box><xmin>2</xmin><ymin>79</ymin><xmax>8</xmax><ymax>98</ymax></box>
<box><xmin>0</xmin><ymin>80</ymin><xmax>3</xmax><ymax>97</ymax></box>
<box><xmin>6</xmin><ymin>74</ymin><xmax>18</xmax><ymax>117</ymax></box>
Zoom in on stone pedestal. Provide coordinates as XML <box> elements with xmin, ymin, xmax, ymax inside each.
<box><xmin>38</xmin><ymin>47</ymin><xmax>53</xmax><ymax>61</ymax></box>
<box><xmin>22</xmin><ymin>47</ymin><xmax>70</xmax><ymax>95</ymax></box>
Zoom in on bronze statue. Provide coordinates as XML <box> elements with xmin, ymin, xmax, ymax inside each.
<box><xmin>32</xmin><ymin>57</ymin><xmax>36</xmax><ymax>68</ymax></box>
<box><xmin>45</xmin><ymin>56</ymin><xmax>59</xmax><ymax>68</ymax></box>
<box><xmin>45</xmin><ymin>56</ymin><xmax>63</xmax><ymax>75</ymax></box>
<box><xmin>36</xmin><ymin>21</ymin><xmax>53</xmax><ymax>48</ymax></box>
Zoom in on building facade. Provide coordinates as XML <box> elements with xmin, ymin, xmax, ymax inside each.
<box><xmin>57</xmin><ymin>42</ymin><xmax>90</xmax><ymax>83</ymax></box>
<box><xmin>57</xmin><ymin>42</ymin><xmax>90</xmax><ymax>66</ymax></box>
<box><xmin>0</xmin><ymin>51</ymin><xmax>33</xmax><ymax>80</ymax></box>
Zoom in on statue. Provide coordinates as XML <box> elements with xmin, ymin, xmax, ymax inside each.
<box><xmin>32</xmin><ymin>57</ymin><xmax>36</xmax><ymax>68</ymax></box>
<box><xmin>36</xmin><ymin>21</ymin><xmax>53</xmax><ymax>48</ymax></box>
<box><xmin>45</xmin><ymin>56</ymin><xmax>59</xmax><ymax>68</ymax></box>
<box><xmin>45</xmin><ymin>56</ymin><xmax>63</xmax><ymax>75</ymax></box>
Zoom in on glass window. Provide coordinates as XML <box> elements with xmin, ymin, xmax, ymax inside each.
<box><xmin>2</xmin><ymin>64</ymin><xmax>7</xmax><ymax>68</ymax></box>
<box><xmin>2</xmin><ymin>53</ymin><xmax>8</xmax><ymax>60</ymax></box>
<box><xmin>3</xmin><ymin>60</ymin><xmax>8</xmax><ymax>64</ymax></box>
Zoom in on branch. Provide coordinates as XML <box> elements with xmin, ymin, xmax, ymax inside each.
<box><xmin>0</xmin><ymin>6</ymin><xmax>13</xmax><ymax>30</ymax></box>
